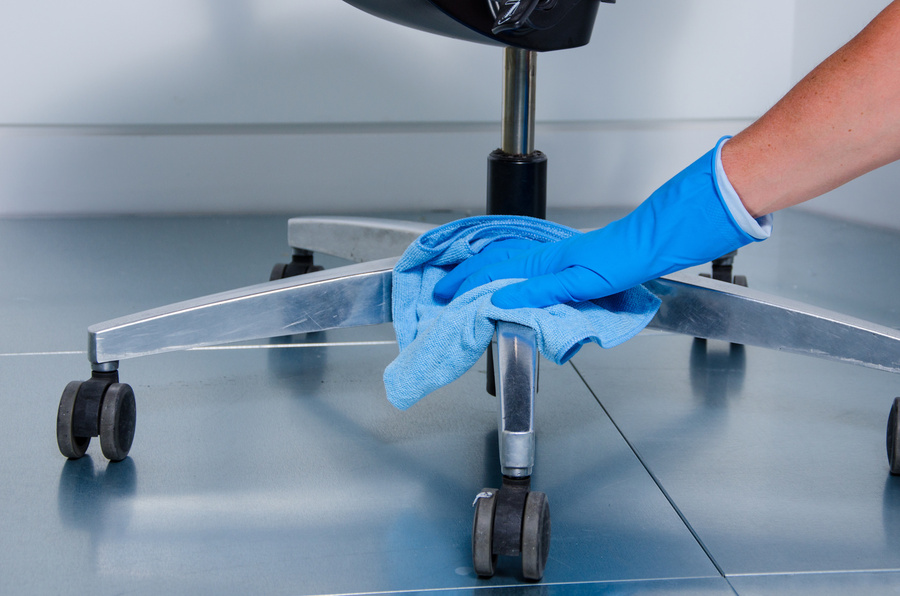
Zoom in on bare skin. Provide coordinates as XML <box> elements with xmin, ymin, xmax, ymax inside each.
<box><xmin>723</xmin><ymin>0</ymin><xmax>900</xmax><ymax>218</ymax></box>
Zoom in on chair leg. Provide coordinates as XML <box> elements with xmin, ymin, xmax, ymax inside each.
<box><xmin>472</xmin><ymin>322</ymin><xmax>550</xmax><ymax>582</ymax></box>
<box><xmin>496</xmin><ymin>322</ymin><xmax>538</xmax><ymax>479</ymax></box>
<box><xmin>647</xmin><ymin>271</ymin><xmax>900</xmax><ymax>374</ymax></box>
<box><xmin>87</xmin><ymin>257</ymin><xmax>396</xmax><ymax>365</ymax></box>
<box><xmin>57</xmin><ymin>256</ymin><xmax>397</xmax><ymax>463</ymax></box>
<box><xmin>286</xmin><ymin>216</ymin><xmax>435</xmax><ymax>262</ymax></box>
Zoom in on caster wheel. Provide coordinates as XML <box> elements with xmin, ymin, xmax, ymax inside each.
<box><xmin>700</xmin><ymin>272</ymin><xmax>749</xmax><ymax>287</ymax></box>
<box><xmin>697</xmin><ymin>272</ymin><xmax>748</xmax><ymax>345</ymax></box>
<box><xmin>270</xmin><ymin>263</ymin><xmax>289</xmax><ymax>281</ymax></box>
<box><xmin>270</xmin><ymin>250</ymin><xmax>324</xmax><ymax>281</ymax></box>
<box><xmin>472</xmin><ymin>489</ymin><xmax>498</xmax><ymax>577</ymax></box>
<box><xmin>521</xmin><ymin>491</ymin><xmax>551</xmax><ymax>581</ymax></box>
<box><xmin>100</xmin><ymin>383</ymin><xmax>136</xmax><ymax>462</ymax></box>
<box><xmin>57</xmin><ymin>381</ymin><xmax>91</xmax><ymax>459</ymax></box>
<box><xmin>472</xmin><ymin>479</ymin><xmax>551</xmax><ymax>581</ymax></box>
<box><xmin>888</xmin><ymin>397</ymin><xmax>900</xmax><ymax>475</ymax></box>
<box><xmin>56</xmin><ymin>372</ymin><xmax>134</xmax><ymax>462</ymax></box>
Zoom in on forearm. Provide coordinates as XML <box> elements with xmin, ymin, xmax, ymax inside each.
<box><xmin>722</xmin><ymin>0</ymin><xmax>900</xmax><ymax>218</ymax></box>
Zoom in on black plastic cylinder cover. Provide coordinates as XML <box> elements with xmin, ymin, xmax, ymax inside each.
<box><xmin>487</xmin><ymin>149</ymin><xmax>547</xmax><ymax>219</ymax></box>
<box><xmin>492</xmin><ymin>475</ymin><xmax>532</xmax><ymax>556</ymax></box>
<box><xmin>72</xmin><ymin>371</ymin><xmax>119</xmax><ymax>438</ymax></box>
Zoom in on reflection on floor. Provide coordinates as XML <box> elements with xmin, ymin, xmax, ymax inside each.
<box><xmin>2</xmin><ymin>209</ymin><xmax>900</xmax><ymax>595</ymax></box>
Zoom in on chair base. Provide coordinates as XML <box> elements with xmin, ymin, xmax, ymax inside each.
<box><xmin>57</xmin><ymin>215</ymin><xmax>900</xmax><ymax>583</ymax></box>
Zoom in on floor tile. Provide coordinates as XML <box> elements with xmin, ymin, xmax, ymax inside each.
<box><xmin>1</xmin><ymin>212</ymin><xmax>720</xmax><ymax>595</ymax></box>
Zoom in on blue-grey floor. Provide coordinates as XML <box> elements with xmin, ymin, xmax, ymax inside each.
<box><xmin>3</xmin><ymin>209</ymin><xmax>900</xmax><ymax>595</ymax></box>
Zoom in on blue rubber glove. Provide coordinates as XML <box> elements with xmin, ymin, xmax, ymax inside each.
<box><xmin>434</xmin><ymin>137</ymin><xmax>771</xmax><ymax>308</ymax></box>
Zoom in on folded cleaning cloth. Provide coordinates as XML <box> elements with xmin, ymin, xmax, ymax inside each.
<box><xmin>383</xmin><ymin>215</ymin><xmax>661</xmax><ymax>410</ymax></box>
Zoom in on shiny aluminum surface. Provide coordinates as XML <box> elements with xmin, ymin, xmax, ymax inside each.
<box><xmin>287</xmin><ymin>216</ymin><xmax>434</xmax><ymax>263</ymax></box>
<box><xmin>646</xmin><ymin>271</ymin><xmax>900</xmax><ymax>373</ymax></box>
<box><xmin>495</xmin><ymin>321</ymin><xmax>538</xmax><ymax>477</ymax></box>
<box><xmin>88</xmin><ymin>257</ymin><xmax>396</xmax><ymax>364</ymax></box>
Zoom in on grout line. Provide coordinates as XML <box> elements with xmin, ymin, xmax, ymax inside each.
<box><xmin>728</xmin><ymin>568</ymin><xmax>900</xmax><ymax>578</ymax></box>
<box><xmin>570</xmin><ymin>360</ymin><xmax>738</xmax><ymax>595</ymax></box>
<box><xmin>190</xmin><ymin>340</ymin><xmax>397</xmax><ymax>350</ymax></box>
<box><xmin>321</xmin><ymin>574</ymin><xmax>731</xmax><ymax>596</ymax></box>
<box><xmin>0</xmin><ymin>350</ymin><xmax>85</xmax><ymax>357</ymax></box>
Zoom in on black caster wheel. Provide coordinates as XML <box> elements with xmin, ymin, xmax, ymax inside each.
<box><xmin>709</xmin><ymin>250</ymin><xmax>739</xmax><ymax>284</ymax></box>
<box><xmin>56</xmin><ymin>372</ymin><xmax>136</xmax><ymax>462</ymax></box>
<box><xmin>521</xmin><ymin>491</ymin><xmax>551</xmax><ymax>582</ymax></box>
<box><xmin>100</xmin><ymin>383</ymin><xmax>136</xmax><ymax>462</ymax></box>
<box><xmin>471</xmin><ymin>477</ymin><xmax>551</xmax><ymax>582</ymax></box>
<box><xmin>270</xmin><ymin>249</ymin><xmax>324</xmax><ymax>281</ymax></box>
<box><xmin>57</xmin><ymin>381</ymin><xmax>91</xmax><ymax>459</ymax></box>
<box><xmin>472</xmin><ymin>489</ymin><xmax>498</xmax><ymax>577</ymax></box>
<box><xmin>700</xmin><ymin>272</ymin><xmax>749</xmax><ymax>287</ymax></box>
<box><xmin>701</xmin><ymin>252</ymin><xmax>748</xmax><ymax>287</ymax></box>
<box><xmin>888</xmin><ymin>397</ymin><xmax>900</xmax><ymax>475</ymax></box>
<box><xmin>697</xmin><ymin>272</ymin><xmax>748</xmax><ymax>346</ymax></box>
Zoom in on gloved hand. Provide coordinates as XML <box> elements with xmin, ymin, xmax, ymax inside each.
<box><xmin>434</xmin><ymin>137</ymin><xmax>771</xmax><ymax>309</ymax></box>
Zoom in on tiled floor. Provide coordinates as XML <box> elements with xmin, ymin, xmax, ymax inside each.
<box><xmin>3</xmin><ymin>208</ymin><xmax>900</xmax><ymax>595</ymax></box>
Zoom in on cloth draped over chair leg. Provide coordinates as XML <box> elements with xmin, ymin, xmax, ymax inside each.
<box><xmin>384</xmin><ymin>215</ymin><xmax>661</xmax><ymax>410</ymax></box>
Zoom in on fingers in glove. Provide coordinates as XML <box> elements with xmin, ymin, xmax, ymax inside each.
<box><xmin>452</xmin><ymin>256</ymin><xmax>530</xmax><ymax>299</ymax></box>
<box><xmin>433</xmin><ymin>238</ymin><xmax>536</xmax><ymax>300</ymax></box>
<box><xmin>490</xmin><ymin>266</ymin><xmax>617</xmax><ymax>309</ymax></box>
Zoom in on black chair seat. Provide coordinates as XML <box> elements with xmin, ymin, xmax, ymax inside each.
<box><xmin>343</xmin><ymin>0</ymin><xmax>607</xmax><ymax>52</ymax></box>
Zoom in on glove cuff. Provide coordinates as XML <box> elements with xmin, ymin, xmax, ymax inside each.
<box><xmin>713</xmin><ymin>136</ymin><xmax>773</xmax><ymax>241</ymax></box>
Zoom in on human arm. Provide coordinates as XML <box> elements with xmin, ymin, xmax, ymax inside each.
<box><xmin>724</xmin><ymin>0</ymin><xmax>900</xmax><ymax>217</ymax></box>
<box><xmin>435</xmin><ymin>1</ymin><xmax>900</xmax><ymax>308</ymax></box>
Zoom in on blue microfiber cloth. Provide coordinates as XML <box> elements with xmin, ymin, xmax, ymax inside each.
<box><xmin>383</xmin><ymin>215</ymin><xmax>661</xmax><ymax>410</ymax></box>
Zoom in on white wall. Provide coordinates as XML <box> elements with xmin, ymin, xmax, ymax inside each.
<box><xmin>790</xmin><ymin>0</ymin><xmax>900</xmax><ymax>228</ymax></box>
<box><xmin>0</xmin><ymin>0</ymin><xmax>895</xmax><ymax>227</ymax></box>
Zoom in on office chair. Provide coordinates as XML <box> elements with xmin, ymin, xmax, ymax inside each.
<box><xmin>55</xmin><ymin>0</ymin><xmax>900</xmax><ymax>582</ymax></box>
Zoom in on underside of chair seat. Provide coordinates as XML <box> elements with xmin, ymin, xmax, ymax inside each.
<box><xmin>342</xmin><ymin>0</ymin><xmax>605</xmax><ymax>52</ymax></box>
